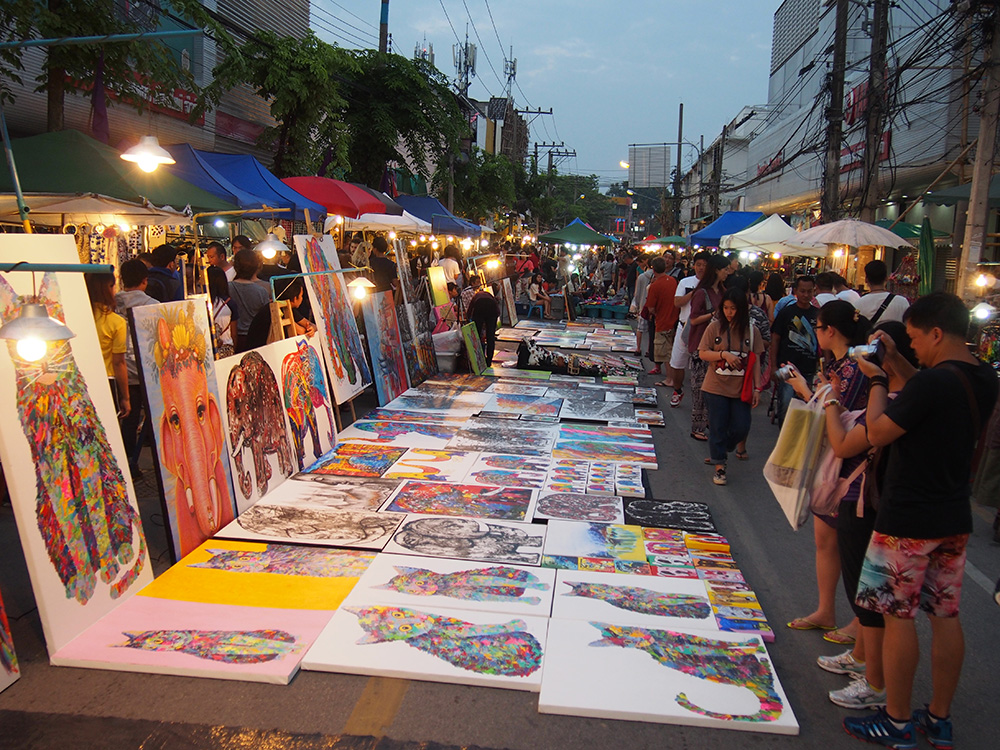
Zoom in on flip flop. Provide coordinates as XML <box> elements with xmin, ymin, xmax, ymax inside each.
<box><xmin>654</xmin><ymin>380</ymin><xmax>672</xmax><ymax>387</ymax></box>
<box><xmin>690</xmin><ymin>431</ymin><xmax>708</xmax><ymax>441</ymax></box>
<box><xmin>823</xmin><ymin>629</ymin><xmax>857</xmax><ymax>645</ymax></box>
<box><xmin>736</xmin><ymin>450</ymin><xmax>749</xmax><ymax>461</ymax></box>
<box><xmin>786</xmin><ymin>617</ymin><xmax>837</xmax><ymax>631</ymax></box>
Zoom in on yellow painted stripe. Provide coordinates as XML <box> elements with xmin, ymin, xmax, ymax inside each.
<box><xmin>343</xmin><ymin>676</ymin><xmax>410</xmax><ymax>737</ymax></box>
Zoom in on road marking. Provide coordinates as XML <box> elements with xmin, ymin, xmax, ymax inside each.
<box><xmin>343</xmin><ymin>676</ymin><xmax>410</xmax><ymax>737</ymax></box>
<box><xmin>965</xmin><ymin>558</ymin><xmax>995</xmax><ymax>596</ymax></box>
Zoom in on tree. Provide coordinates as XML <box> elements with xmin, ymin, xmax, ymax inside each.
<box><xmin>546</xmin><ymin>172</ymin><xmax>615</xmax><ymax>233</ymax></box>
<box><xmin>438</xmin><ymin>148</ymin><xmax>516</xmax><ymax>223</ymax></box>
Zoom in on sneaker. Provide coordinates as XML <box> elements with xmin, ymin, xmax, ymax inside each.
<box><xmin>843</xmin><ymin>708</ymin><xmax>917</xmax><ymax>749</ymax></box>
<box><xmin>830</xmin><ymin>679</ymin><xmax>887</xmax><ymax>709</ymax></box>
<box><xmin>817</xmin><ymin>649</ymin><xmax>866</xmax><ymax>677</ymax></box>
<box><xmin>913</xmin><ymin>707</ymin><xmax>953</xmax><ymax>749</ymax></box>
<box><xmin>670</xmin><ymin>389</ymin><xmax>684</xmax><ymax>407</ymax></box>
<box><xmin>713</xmin><ymin>468</ymin><xmax>727</xmax><ymax>486</ymax></box>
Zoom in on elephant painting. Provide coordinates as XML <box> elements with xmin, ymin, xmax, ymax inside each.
<box><xmin>226</xmin><ymin>351</ymin><xmax>294</xmax><ymax>500</ymax></box>
<box><xmin>148</xmin><ymin>303</ymin><xmax>236</xmax><ymax>557</ymax></box>
<box><xmin>281</xmin><ymin>339</ymin><xmax>335</xmax><ymax>471</ymax></box>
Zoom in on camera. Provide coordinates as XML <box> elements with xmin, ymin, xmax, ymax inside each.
<box><xmin>848</xmin><ymin>339</ymin><xmax>884</xmax><ymax>367</ymax></box>
<box><xmin>775</xmin><ymin>364</ymin><xmax>798</xmax><ymax>382</ymax></box>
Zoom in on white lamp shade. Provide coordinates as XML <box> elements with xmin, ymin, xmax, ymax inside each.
<box><xmin>120</xmin><ymin>136</ymin><xmax>176</xmax><ymax>172</ymax></box>
<box><xmin>256</xmin><ymin>233</ymin><xmax>286</xmax><ymax>260</ymax></box>
<box><xmin>0</xmin><ymin>302</ymin><xmax>76</xmax><ymax>342</ymax></box>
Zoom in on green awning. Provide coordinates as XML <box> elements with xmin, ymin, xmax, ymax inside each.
<box><xmin>538</xmin><ymin>218</ymin><xmax>617</xmax><ymax>246</ymax></box>
<box><xmin>923</xmin><ymin>174</ymin><xmax>1000</xmax><ymax>208</ymax></box>
<box><xmin>875</xmin><ymin>218</ymin><xmax>949</xmax><ymax>240</ymax></box>
<box><xmin>0</xmin><ymin>130</ymin><xmax>236</xmax><ymax>213</ymax></box>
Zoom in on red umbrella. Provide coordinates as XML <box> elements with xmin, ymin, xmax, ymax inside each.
<box><xmin>281</xmin><ymin>176</ymin><xmax>385</xmax><ymax>218</ymax></box>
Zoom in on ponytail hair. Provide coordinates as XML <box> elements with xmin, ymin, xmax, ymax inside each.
<box><xmin>818</xmin><ymin>299</ymin><xmax>870</xmax><ymax>346</ymax></box>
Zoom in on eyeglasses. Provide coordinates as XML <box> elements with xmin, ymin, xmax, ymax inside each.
<box><xmin>815</xmin><ymin>324</ymin><xmax>829</xmax><ymax>331</ymax></box>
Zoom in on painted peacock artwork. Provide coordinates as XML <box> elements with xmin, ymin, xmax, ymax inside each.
<box><xmin>375</xmin><ymin>565</ymin><xmax>550</xmax><ymax>605</ymax></box>
<box><xmin>115</xmin><ymin>629</ymin><xmax>301</xmax><ymax>664</ymax></box>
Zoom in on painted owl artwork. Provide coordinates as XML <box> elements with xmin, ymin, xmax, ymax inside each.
<box><xmin>190</xmin><ymin>546</ymin><xmax>374</xmax><ymax>578</ymax></box>
<box><xmin>588</xmin><ymin>622</ymin><xmax>783</xmax><ymax>722</ymax></box>
<box><xmin>346</xmin><ymin>605</ymin><xmax>541</xmax><ymax>677</ymax></box>
<box><xmin>115</xmin><ymin>629</ymin><xmax>301</xmax><ymax>664</ymax></box>
<box><xmin>562</xmin><ymin>581</ymin><xmax>711</xmax><ymax>620</ymax></box>
<box><xmin>376</xmin><ymin>566</ymin><xmax>550</xmax><ymax>605</ymax></box>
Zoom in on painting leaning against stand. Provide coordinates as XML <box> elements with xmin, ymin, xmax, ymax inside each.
<box><xmin>461</xmin><ymin>322</ymin><xmax>488</xmax><ymax>375</ymax></box>
<box><xmin>0</xmin><ymin>583</ymin><xmax>19</xmax><ymax>693</ymax></box>
<box><xmin>0</xmin><ymin>235</ymin><xmax>154</xmax><ymax>655</ymax></box>
<box><xmin>362</xmin><ymin>290</ymin><xmax>410</xmax><ymax>406</ymax></box>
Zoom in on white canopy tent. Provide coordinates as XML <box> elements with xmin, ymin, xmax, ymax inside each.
<box><xmin>0</xmin><ymin>193</ymin><xmax>186</xmax><ymax>228</ymax></box>
<box><xmin>718</xmin><ymin>214</ymin><xmax>824</xmax><ymax>256</ymax></box>
<box><xmin>337</xmin><ymin>210</ymin><xmax>432</xmax><ymax>234</ymax></box>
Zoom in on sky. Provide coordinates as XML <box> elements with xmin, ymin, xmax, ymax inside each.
<box><xmin>311</xmin><ymin>1</ymin><xmax>778</xmax><ymax>189</ymax></box>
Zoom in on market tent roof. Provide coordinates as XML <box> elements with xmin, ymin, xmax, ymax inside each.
<box><xmin>342</xmin><ymin>211</ymin><xmax>431</xmax><ymax>233</ymax></box>
<box><xmin>0</xmin><ymin>193</ymin><xmax>186</xmax><ymax>227</ymax></box>
<box><xmin>351</xmin><ymin>183</ymin><xmax>404</xmax><ymax>215</ymax></box>
<box><xmin>164</xmin><ymin>143</ymin><xmax>274</xmax><ymax>209</ymax></box>
<box><xmin>874</xmin><ymin>217</ymin><xmax>950</xmax><ymax>240</ymax></box>
<box><xmin>719</xmin><ymin>214</ymin><xmax>807</xmax><ymax>255</ymax></box>
<box><xmin>537</xmin><ymin>217</ymin><xmax>617</xmax><ymax>246</ymax></box>
<box><xmin>395</xmin><ymin>194</ymin><xmax>481</xmax><ymax>236</ymax></box>
<box><xmin>0</xmin><ymin>130</ymin><xmax>235</xmax><ymax>213</ymax></box>
<box><xmin>195</xmin><ymin>150</ymin><xmax>326</xmax><ymax>221</ymax></box>
<box><xmin>923</xmin><ymin>174</ymin><xmax>1000</xmax><ymax>207</ymax></box>
<box><xmin>689</xmin><ymin>211</ymin><xmax>765</xmax><ymax>247</ymax></box>
<box><xmin>281</xmin><ymin>176</ymin><xmax>386</xmax><ymax>219</ymax></box>
<box><xmin>650</xmin><ymin>234</ymin><xmax>688</xmax><ymax>244</ymax></box>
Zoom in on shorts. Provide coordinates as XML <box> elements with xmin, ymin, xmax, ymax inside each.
<box><xmin>669</xmin><ymin>322</ymin><xmax>688</xmax><ymax>370</ymax></box>
<box><xmin>855</xmin><ymin>531</ymin><xmax>969</xmax><ymax>619</ymax></box>
<box><xmin>653</xmin><ymin>328</ymin><xmax>676</xmax><ymax>362</ymax></box>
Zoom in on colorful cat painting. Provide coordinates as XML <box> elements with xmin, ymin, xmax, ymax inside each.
<box><xmin>562</xmin><ymin>581</ymin><xmax>710</xmax><ymax>619</ymax></box>
<box><xmin>115</xmin><ymin>629</ymin><xmax>301</xmax><ymax>664</ymax></box>
<box><xmin>190</xmin><ymin>546</ymin><xmax>374</xmax><ymax>577</ymax></box>
<box><xmin>376</xmin><ymin>566</ymin><xmax>551</xmax><ymax>606</ymax></box>
<box><xmin>346</xmin><ymin>605</ymin><xmax>541</xmax><ymax>676</ymax></box>
<box><xmin>588</xmin><ymin>622</ymin><xmax>783</xmax><ymax>722</ymax></box>
<box><xmin>0</xmin><ymin>273</ymin><xmax>146</xmax><ymax>604</ymax></box>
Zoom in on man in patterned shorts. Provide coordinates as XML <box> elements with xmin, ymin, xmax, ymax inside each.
<box><xmin>843</xmin><ymin>292</ymin><xmax>997</xmax><ymax>749</ymax></box>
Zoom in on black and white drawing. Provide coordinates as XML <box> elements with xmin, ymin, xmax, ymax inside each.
<box><xmin>217</xmin><ymin>504</ymin><xmax>405</xmax><ymax>549</ymax></box>
<box><xmin>383</xmin><ymin>515</ymin><xmax>547</xmax><ymax>566</ymax></box>
<box><xmin>624</xmin><ymin>500</ymin><xmax>717</xmax><ymax>534</ymax></box>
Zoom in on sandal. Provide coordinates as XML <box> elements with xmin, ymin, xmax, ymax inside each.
<box><xmin>736</xmin><ymin>450</ymin><xmax>749</xmax><ymax>461</ymax></box>
<box><xmin>654</xmin><ymin>380</ymin><xmax>672</xmax><ymax>387</ymax></box>
<box><xmin>786</xmin><ymin>617</ymin><xmax>836</xmax><ymax>631</ymax></box>
<box><xmin>823</xmin><ymin>629</ymin><xmax>857</xmax><ymax>645</ymax></box>
<box><xmin>690</xmin><ymin>431</ymin><xmax>708</xmax><ymax>441</ymax></box>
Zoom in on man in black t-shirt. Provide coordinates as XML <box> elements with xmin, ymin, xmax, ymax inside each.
<box><xmin>369</xmin><ymin>236</ymin><xmax>397</xmax><ymax>293</ymax></box>
<box><xmin>467</xmin><ymin>280</ymin><xmax>500</xmax><ymax>365</ymax></box>
<box><xmin>769</xmin><ymin>275</ymin><xmax>818</xmax><ymax>424</ymax></box>
<box><xmin>843</xmin><ymin>292</ymin><xmax>998</xmax><ymax>749</ymax></box>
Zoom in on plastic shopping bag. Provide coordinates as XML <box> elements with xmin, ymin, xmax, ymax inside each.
<box><xmin>763</xmin><ymin>385</ymin><xmax>831</xmax><ymax>530</ymax></box>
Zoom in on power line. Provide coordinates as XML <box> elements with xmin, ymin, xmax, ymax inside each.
<box><xmin>324</xmin><ymin>0</ymin><xmax>378</xmax><ymax>31</ymax></box>
<box><xmin>460</xmin><ymin>0</ymin><xmax>505</xmax><ymax>92</ymax></box>
<box><xmin>312</xmin><ymin>3</ymin><xmax>378</xmax><ymax>44</ymax></box>
<box><xmin>438</xmin><ymin>0</ymin><xmax>462</xmax><ymax>45</ymax></box>
<box><xmin>482</xmin><ymin>0</ymin><xmax>505</xmax><ymax>54</ymax></box>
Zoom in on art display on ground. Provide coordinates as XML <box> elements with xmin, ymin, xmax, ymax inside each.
<box><xmin>538</xmin><ymin>620</ymin><xmax>798</xmax><ymax>733</ymax></box>
<box><xmin>305</xmin><ymin>442</ymin><xmax>408</xmax><ymax>477</ymax></box>
<box><xmin>345</xmin><ymin>553</ymin><xmax>556</xmax><ymax>617</ymax></box>
<box><xmin>302</xmin><ymin>598</ymin><xmax>548</xmax><ymax>691</ymax></box>
<box><xmin>558</xmin><ymin>424</ymin><xmax>652</xmax><ymax>445</ymax></box>
<box><xmin>137</xmin><ymin>539</ymin><xmax>374</xmax><ymax>611</ymax></box>
<box><xmin>294</xmin><ymin>235</ymin><xmax>371</xmax><ymax>403</ymax></box>
<box><xmin>131</xmin><ymin>299</ymin><xmax>238</xmax><ymax>558</ymax></box>
<box><xmin>365</xmin><ymin>408</ymin><xmax>469</xmax><ymax>426</ymax></box>
<box><xmin>51</xmin><ymin>594</ymin><xmax>333</xmax><ymax>685</ymax></box>
<box><xmin>543</xmin><ymin>521</ymin><xmax>646</xmax><ymax>563</ymax></box>
<box><xmin>382</xmin><ymin>480</ymin><xmax>536</xmax><ymax>522</ymax></box>
<box><xmin>482</xmin><ymin>393</ymin><xmax>563</xmax><ymax>418</ymax></box>
<box><xmin>463</xmin><ymin>453</ymin><xmax>550</xmax><ymax>489</ymax></box>
<box><xmin>280</xmin><ymin>337</ymin><xmax>337</xmax><ymax>472</ymax></box>
<box><xmin>261</xmin><ymin>474</ymin><xmax>400</xmax><ymax>512</ymax></box>
<box><xmin>559</xmin><ymin>399</ymin><xmax>636</xmax><ymax>423</ymax></box>
<box><xmin>0</xmin><ymin>586</ymin><xmax>19</xmax><ymax>693</ymax></box>
<box><xmin>383</xmin><ymin>515</ymin><xmax>547</xmax><ymax>566</ymax></box>
<box><xmin>461</xmin><ymin>322</ymin><xmax>488</xmax><ymax>375</ymax></box>
<box><xmin>363</xmin><ymin>290</ymin><xmax>409</xmax><ymax>405</ymax></box>
<box><xmin>484</xmin><ymin>382</ymin><xmax>548</xmax><ymax>396</ymax></box>
<box><xmin>552</xmin><ymin>440</ymin><xmax>658</xmax><ymax>469</ymax></box>
<box><xmin>335</xmin><ymin>420</ymin><xmax>458</xmax><ymax>450</ymax></box>
<box><xmin>382</xmin><ymin>449</ymin><xmax>479</xmax><ymax>483</ymax></box>
<box><xmin>625</xmin><ymin>500</ymin><xmax>718</xmax><ymax>533</ymax></box>
<box><xmin>216</xmin><ymin>345</ymin><xmax>296</xmax><ymax>514</ymax></box>
<box><xmin>0</xmin><ymin>236</ymin><xmax>154</xmax><ymax>653</ymax></box>
<box><xmin>381</xmin><ymin>392</ymin><xmax>487</xmax><ymax>417</ymax></box>
<box><xmin>217</xmin><ymin>504</ymin><xmax>405</xmax><ymax>550</ymax></box>
<box><xmin>447</xmin><ymin>419</ymin><xmax>557</xmax><ymax>456</ymax></box>
<box><xmin>534</xmin><ymin>493</ymin><xmax>624</xmax><ymax>524</ymax></box>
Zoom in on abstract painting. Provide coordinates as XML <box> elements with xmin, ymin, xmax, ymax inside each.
<box><xmin>501</xmin><ymin>277</ymin><xmax>519</xmax><ymax>326</ymax></box>
<box><xmin>635</xmin><ymin>408</ymin><xmax>666</xmax><ymax>427</ymax></box>
<box><xmin>559</xmin><ymin>399</ymin><xmax>636</xmax><ymax>423</ymax></box>
<box><xmin>336</xmin><ymin>420</ymin><xmax>458</xmax><ymax>450</ymax></box>
<box><xmin>463</xmin><ymin>453</ymin><xmax>550</xmax><ymax>489</ymax></box>
<box><xmin>615</xmin><ymin>463</ymin><xmax>646</xmax><ymax>498</ymax></box>
<box><xmin>302</xmin><ymin>599</ymin><xmax>548</xmax><ymax>691</ymax></box>
<box><xmin>461</xmin><ymin>322</ymin><xmax>488</xmax><ymax>375</ymax></box>
<box><xmin>484</xmin><ymin>367</ymin><xmax>551</xmax><ymax>380</ymax></box>
<box><xmin>0</xmin><ymin>586</ymin><xmax>19</xmax><ymax>693</ymax></box>
<box><xmin>243</xmin><ymin>473</ymin><xmax>399</xmax><ymax>512</ymax></box>
<box><xmin>543</xmin><ymin>458</ymin><xmax>591</xmax><ymax>494</ymax></box>
<box><xmin>382</xmin><ymin>480</ymin><xmax>536</xmax><ymax>521</ymax></box>
<box><xmin>217</xmin><ymin>504</ymin><xmax>404</xmax><ymax>550</ymax></box>
<box><xmin>304</xmin><ymin>442</ymin><xmax>408</xmax><ymax>477</ymax></box>
<box><xmin>552</xmin><ymin>440</ymin><xmax>658</xmax><ymax>469</ymax></box>
<box><xmin>447</xmin><ymin>420</ymin><xmax>557</xmax><ymax>456</ymax></box>
<box><xmin>397</xmin><ymin>301</ymin><xmax>438</xmax><ymax>388</ymax></box>
<box><xmin>137</xmin><ymin>539</ymin><xmax>374</xmax><ymax>610</ymax></box>
<box><xmin>363</xmin><ymin>290</ymin><xmax>409</xmax><ymax>406</ymax></box>
<box><xmin>482</xmin><ymin>393</ymin><xmax>563</xmax><ymax>417</ymax></box>
<box><xmin>50</xmin><ymin>594</ymin><xmax>332</xmax><ymax>685</ymax></box>
<box><xmin>538</xmin><ymin>620</ymin><xmax>797</xmax><ymax>733</ymax></box>
<box><xmin>558</xmin><ymin>424</ymin><xmax>653</xmax><ymax>445</ymax></box>
<box><xmin>483</xmin><ymin>382</ymin><xmax>549</xmax><ymax>396</ymax></box>
<box><xmin>382</xmin><ymin>449</ymin><xmax>479</xmax><ymax>483</ymax></box>
<box><xmin>381</xmin><ymin>392</ymin><xmax>487</xmax><ymax>417</ymax></box>
<box><xmin>625</xmin><ymin>500</ymin><xmax>718</xmax><ymax>533</ymax></box>
<box><xmin>0</xmin><ymin>235</ymin><xmax>154</xmax><ymax>654</ymax></box>
<box><xmin>365</xmin><ymin>408</ymin><xmax>469</xmax><ymax>426</ymax></box>
<box><xmin>383</xmin><ymin>515</ymin><xmax>547</xmax><ymax>566</ymax></box>
<box><xmin>293</xmin><ymin>235</ymin><xmax>371</xmax><ymax>404</ymax></box>
<box><xmin>543</xmin><ymin>521</ymin><xmax>646</xmax><ymax>562</ymax></box>
<box><xmin>427</xmin><ymin>265</ymin><xmax>449</xmax><ymax>306</ymax></box>
<box><xmin>534</xmin><ymin>493</ymin><xmax>624</xmax><ymax>524</ymax></box>
<box><xmin>586</xmin><ymin>461</ymin><xmax>617</xmax><ymax>495</ymax></box>
<box><xmin>280</xmin><ymin>336</ymin><xmax>337</xmax><ymax>472</ymax></box>
<box><xmin>344</xmin><ymin>553</ymin><xmax>556</xmax><ymax>617</ymax></box>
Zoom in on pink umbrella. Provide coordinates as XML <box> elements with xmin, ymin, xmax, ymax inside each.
<box><xmin>281</xmin><ymin>176</ymin><xmax>386</xmax><ymax>219</ymax></box>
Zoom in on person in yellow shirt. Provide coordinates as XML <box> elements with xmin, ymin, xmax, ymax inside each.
<box><xmin>85</xmin><ymin>272</ymin><xmax>130</xmax><ymax>419</ymax></box>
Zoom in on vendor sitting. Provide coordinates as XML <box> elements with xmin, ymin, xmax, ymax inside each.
<box><xmin>242</xmin><ymin>277</ymin><xmax>316</xmax><ymax>351</ymax></box>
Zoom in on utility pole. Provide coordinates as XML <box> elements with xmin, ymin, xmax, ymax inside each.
<box><xmin>453</xmin><ymin>28</ymin><xmax>476</xmax><ymax>97</ymax></box>
<box><xmin>958</xmin><ymin>4</ymin><xmax>1000</xmax><ymax>299</ymax></box>
<box><xmin>860</xmin><ymin>0</ymin><xmax>889</xmax><ymax>223</ymax></box>
<box><xmin>821</xmin><ymin>0</ymin><xmax>849</xmax><ymax>223</ymax></box>
<box><xmin>673</xmin><ymin>103</ymin><xmax>683</xmax><ymax>235</ymax></box>
<box><xmin>533</xmin><ymin>141</ymin><xmax>562</xmax><ymax>177</ymax></box>
<box><xmin>712</xmin><ymin>125</ymin><xmax>728</xmax><ymax>221</ymax></box>
<box><xmin>379</xmin><ymin>0</ymin><xmax>389</xmax><ymax>54</ymax></box>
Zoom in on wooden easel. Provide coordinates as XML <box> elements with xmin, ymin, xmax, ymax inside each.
<box><xmin>267</xmin><ymin>299</ymin><xmax>297</xmax><ymax>344</ymax></box>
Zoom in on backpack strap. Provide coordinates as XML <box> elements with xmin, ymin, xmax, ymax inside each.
<box><xmin>869</xmin><ymin>293</ymin><xmax>895</xmax><ymax>325</ymax></box>
<box><xmin>939</xmin><ymin>362</ymin><xmax>988</xmax><ymax>475</ymax></box>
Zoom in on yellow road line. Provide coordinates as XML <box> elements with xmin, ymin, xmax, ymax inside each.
<box><xmin>342</xmin><ymin>676</ymin><xmax>410</xmax><ymax>737</ymax></box>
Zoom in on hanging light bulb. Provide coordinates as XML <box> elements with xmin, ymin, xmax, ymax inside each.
<box><xmin>256</xmin><ymin>233</ymin><xmax>285</xmax><ymax>260</ymax></box>
<box><xmin>214</xmin><ymin>218</ymin><xmax>226</xmax><ymax>228</ymax></box>
<box><xmin>0</xmin><ymin>302</ymin><xmax>76</xmax><ymax>363</ymax></box>
<box><xmin>120</xmin><ymin>136</ymin><xmax>175</xmax><ymax>173</ymax></box>
<box><xmin>347</xmin><ymin>276</ymin><xmax>375</xmax><ymax>300</ymax></box>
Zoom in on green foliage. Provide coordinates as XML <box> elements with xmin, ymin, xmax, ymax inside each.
<box><xmin>437</xmin><ymin>148</ymin><xmax>516</xmax><ymax>222</ymax></box>
<box><xmin>545</xmin><ymin>172</ymin><xmax>616</xmax><ymax>233</ymax></box>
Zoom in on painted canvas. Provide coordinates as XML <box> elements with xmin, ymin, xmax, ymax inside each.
<box><xmin>482</xmin><ymin>393</ymin><xmax>563</xmax><ymax>418</ymax></box>
<box><xmin>614</xmin><ymin>463</ymin><xmax>646</xmax><ymax>499</ymax></box>
<box><xmin>363</xmin><ymin>290</ymin><xmax>409</xmax><ymax>405</ymax></box>
<box><xmin>543</xmin><ymin>459</ymin><xmax>590</xmax><ymax>495</ymax></box>
<box><xmin>551</xmin><ymin>569</ymin><xmax>717</xmax><ymax>632</ymax></box>
<box><xmin>217</xmin><ymin>504</ymin><xmax>404</xmax><ymax>550</ymax></box>
<box><xmin>280</xmin><ymin>337</ymin><xmax>337</xmax><ymax>472</ymax></box>
<box><xmin>365</xmin><ymin>408</ymin><xmax>468</xmax><ymax>426</ymax></box>
<box><xmin>305</xmin><ymin>442</ymin><xmax>408</xmax><ymax>477</ymax></box>
<box><xmin>543</xmin><ymin>521</ymin><xmax>646</xmax><ymax>562</ymax></box>
<box><xmin>463</xmin><ymin>453</ymin><xmax>550</xmax><ymax>489</ymax></box>
<box><xmin>558</xmin><ymin>424</ymin><xmax>652</xmax><ymax>445</ymax></box>
<box><xmin>625</xmin><ymin>500</ymin><xmax>718</xmax><ymax>534</ymax></box>
<box><xmin>500</xmin><ymin>277</ymin><xmax>519</xmax><ymax>326</ymax></box>
<box><xmin>248</xmin><ymin>474</ymin><xmax>400</xmax><ymax>512</ymax></box>
<box><xmin>534</xmin><ymin>493</ymin><xmax>624</xmax><ymax>524</ymax></box>
<box><xmin>51</xmin><ymin>594</ymin><xmax>332</xmax><ymax>685</ymax></box>
<box><xmin>216</xmin><ymin>345</ymin><xmax>296</xmax><ymax>514</ymax></box>
<box><xmin>427</xmin><ymin>265</ymin><xmax>449</xmax><ymax>306</ymax></box>
<box><xmin>0</xmin><ymin>235</ymin><xmax>154</xmax><ymax>654</ymax></box>
<box><xmin>410</xmin><ymin>300</ymin><xmax>439</xmax><ymax>381</ymax></box>
<box><xmin>336</xmin><ymin>420</ymin><xmax>458</xmax><ymax>450</ymax></box>
<box><xmin>382</xmin><ymin>449</ymin><xmax>479</xmax><ymax>483</ymax></box>
<box><xmin>483</xmin><ymin>382</ymin><xmax>549</xmax><ymax>396</ymax></box>
<box><xmin>538</xmin><ymin>620</ymin><xmax>798</xmax><ymax>733</ymax></box>
<box><xmin>0</xmin><ymin>586</ymin><xmax>19</xmax><ymax>693</ymax></box>
<box><xmin>345</xmin><ymin>553</ymin><xmax>555</xmax><ymax>617</ymax></box>
<box><xmin>397</xmin><ymin>302</ymin><xmax>437</xmax><ymax>388</ymax></box>
<box><xmin>381</xmin><ymin>392</ymin><xmax>486</xmax><ymax>417</ymax></box>
<box><xmin>586</xmin><ymin>461</ymin><xmax>617</xmax><ymax>496</ymax></box>
<box><xmin>559</xmin><ymin>399</ymin><xmax>636</xmax><ymax>423</ymax></box>
<box><xmin>552</xmin><ymin>440</ymin><xmax>658</xmax><ymax>469</ymax></box>
<box><xmin>484</xmin><ymin>367</ymin><xmax>551</xmax><ymax>380</ymax></box>
<box><xmin>293</xmin><ymin>235</ymin><xmax>371</xmax><ymax>404</ymax></box>
<box><xmin>382</xmin><ymin>481</ymin><xmax>536</xmax><ymax>522</ymax></box>
<box><xmin>461</xmin><ymin>322</ymin><xmax>488</xmax><ymax>375</ymax></box>
<box><xmin>447</xmin><ymin>420</ymin><xmax>557</xmax><ymax>456</ymax></box>
<box><xmin>302</xmin><ymin>599</ymin><xmax>548</xmax><ymax>691</ymax></box>
<box><xmin>384</xmin><ymin>515</ymin><xmax>547</xmax><ymax>566</ymax></box>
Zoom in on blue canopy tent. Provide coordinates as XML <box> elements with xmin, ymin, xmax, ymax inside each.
<box><xmin>165</xmin><ymin>144</ymin><xmax>274</xmax><ymax>213</ymax></box>
<box><xmin>689</xmin><ymin>211</ymin><xmax>765</xmax><ymax>247</ymax></box>
<box><xmin>395</xmin><ymin>195</ymin><xmax>481</xmax><ymax>236</ymax></box>
<box><xmin>195</xmin><ymin>151</ymin><xmax>326</xmax><ymax>222</ymax></box>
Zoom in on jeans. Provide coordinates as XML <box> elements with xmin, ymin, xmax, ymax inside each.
<box><xmin>703</xmin><ymin>392</ymin><xmax>752</xmax><ymax>464</ymax></box>
<box><xmin>776</xmin><ymin>380</ymin><xmax>801</xmax><ymax>425</ymax></box>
